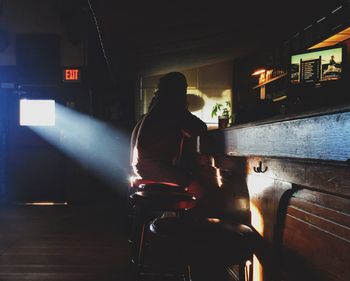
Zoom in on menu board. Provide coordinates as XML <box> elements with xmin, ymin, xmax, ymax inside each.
<box><xmin>290</xmin><ymin>47</ymin><xmax>342</xmax><ymax>84</ymax></box>
<box><xmin>300</xmin><ymin>58</ymin><xmax>321</xmax><ymax>82</ymax></box>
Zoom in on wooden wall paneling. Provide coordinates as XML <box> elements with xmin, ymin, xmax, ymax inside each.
<box><xmin>245</xmin><ymin>157</ymin><xmax>350</xmax><ymax>198</ymax></box>
<box><xmin>245</xmin><ymin>156</ymin><xmax>350</xmax><ymax>281</ymax></box>
<box><xmin>290</xmin><ymin>189</ymin><xmax>350</xmax><ymax>223</ymax></box>
<box><xmin>209</xmin><ymin>153</ymin><xmax>350</xmax><ymax>281</ymax></box>
<box><xmin>245</xmin><ymin>172</ymin><xmax>295</xmax><ymax>281</ymax></box>
<box><xmin>282</xmin><ymin>189</ymin><xmax>350</xmax><ymax>281</ymax></box>
<box><xmin>286</xmin><ymin>206</ymin><xmax>350</xmax><ymax>241</ymax></box>
<box><xmin>212</xmin><ymin>155</ymin><xmax>349</xmax><ymax>238</ymax></box>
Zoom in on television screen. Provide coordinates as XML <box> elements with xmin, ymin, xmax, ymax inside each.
<box><xmin>290</xmin><ymin>47</ymin><xmax>342</xmax><ymax>84</ymax></box>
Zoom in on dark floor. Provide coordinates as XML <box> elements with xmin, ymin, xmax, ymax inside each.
<box><xmin>0</xmin><ymin>204</ymin><xmax>132</xmax><ymax>281</ymax></box>
<box><xmin>0</xmin><ymin>203</ymin><xmax>235</xmax><ymax>281</ymax></box>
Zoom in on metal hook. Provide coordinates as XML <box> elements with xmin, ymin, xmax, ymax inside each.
<box><xmin>253</xmin><ymin>161</ymin><xmax>267</xmax><ymax>173</ymax></box>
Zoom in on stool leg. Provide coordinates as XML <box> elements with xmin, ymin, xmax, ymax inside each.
<box><xmin>246</xmin><ymin>259</ymin><xmax>253</xmax><ymax>281</ymax></box>
<box><xmin>137</xmin><ymin>222</ymin><xmax>146</xmax><ymax>267</ymax></box>
<box><xmin>183</xmin><ymin>264</ymin><xmax>192</xmax><ymax>281</ymax></box>
<box><xmin>128</xmin><ymin>206</ymin><xmax>136</xmax><ymax>244</ymax></box>
<box><xmin>130</xmin><ymin>219</ymin><xmax>146</xmax><ymax>280</ymax></box>
<box><xmin>129</xmin><ymin>207</ymin><xmax>144</xmax><ymax>265</ymax></box>
<box><xmin>130</xmin><ymin>208</ymin><xmax>163</xmax><ymax>275</ymax></box>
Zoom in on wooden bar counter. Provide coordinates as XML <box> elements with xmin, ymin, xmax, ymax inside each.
<box><xmin>195</xmin><ymin>105</ymin><xmax>350</xmax><ymax>281</ymax></box>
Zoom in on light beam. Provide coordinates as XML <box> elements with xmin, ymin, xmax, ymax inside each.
<box><xmin>28</xmin><ymin>103</ymin><xmax>130</xmax><ymax>192</ymax></box>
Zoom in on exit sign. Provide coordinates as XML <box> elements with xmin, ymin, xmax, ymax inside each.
<box><xmin>63</xmin><ymin>69</ymin><xmax>80</xmax><ymax>82</ymax></box>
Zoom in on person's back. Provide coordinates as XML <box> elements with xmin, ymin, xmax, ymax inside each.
<box><xmin>131</xmin><ymin>72</ymin><xmax>207</xmax><ymax>186</ymax></box>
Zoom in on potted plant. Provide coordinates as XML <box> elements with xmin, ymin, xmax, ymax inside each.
<box><xmin>211</xmin><ymin>101</ymin><xmax>232</xmax><ymax>128</ymax></box>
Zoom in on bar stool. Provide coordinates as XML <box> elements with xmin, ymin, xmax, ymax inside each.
<box><xmin>126</xmin><ymin>178</ymin><xmax>156</xmax><ymax>243</ymax></box>
<box><xmin>129</xmin><ymin>183</ymin><xmax>197</xmax><ymax>280</ymax></box>
<box><xmin>149</xmin><ymin>216</ymin><xmax>254</xmax><ymax>281</ymax></box>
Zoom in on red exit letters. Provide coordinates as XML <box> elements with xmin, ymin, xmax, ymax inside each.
<box><xmin>64</xmin><ymin>69</ymin><xmax>80</xmax><ymax>81</ymax></box>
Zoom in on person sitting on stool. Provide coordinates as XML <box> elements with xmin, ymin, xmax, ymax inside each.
<box><xmin>130</xmin><ymin>72</ymin><xmax>207</xmax><ymax>196</ymax></box>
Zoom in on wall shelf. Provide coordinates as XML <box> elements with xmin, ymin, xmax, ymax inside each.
<box><xmin>253</xmin><ymin>73</ymin><xmax>287</xmax><ymax>89</ymax></box>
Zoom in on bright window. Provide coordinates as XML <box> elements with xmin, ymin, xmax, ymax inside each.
<box><xmin>20</xmin><ymin>99</ymin><xmax>55</xmax><ymax>126</ymax></box>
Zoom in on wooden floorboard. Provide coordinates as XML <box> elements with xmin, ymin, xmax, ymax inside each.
<box><xmin>0</xmin><ymin>204</ymin><xmax>133</xmax><ymax>281</ymax></box>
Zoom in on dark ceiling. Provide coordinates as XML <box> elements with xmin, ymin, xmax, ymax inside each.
<box><xmin>91</xmin><ymin>0</ymin><xmax>348</xmax><ymax>76</ymax></box>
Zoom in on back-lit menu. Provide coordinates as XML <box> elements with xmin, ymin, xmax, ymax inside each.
<box><xmin>300</xmin><ymin>58</ymin><xmax>321</xmax><ymax>82</ymax></box>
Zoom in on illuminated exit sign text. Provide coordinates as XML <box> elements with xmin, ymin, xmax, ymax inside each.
<box><xmin>63</xmin><ymin>69</ymin><xmax>80</xmax><ymax>82</ymax></box>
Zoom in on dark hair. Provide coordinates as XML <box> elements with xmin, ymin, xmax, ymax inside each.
<box><xmin>158</xmin><ymin>72</ymin><xmax>187</xmax><ymax>91</ymax></box>
<box><xmin>155</xmin><ymin>72</ymin><xmax>187</xmax><ymax>108</ymax></box>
